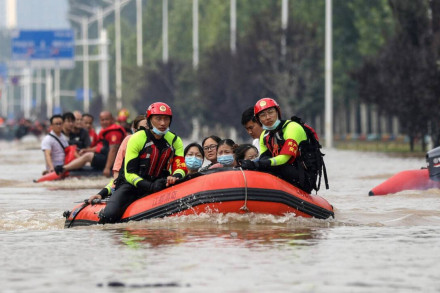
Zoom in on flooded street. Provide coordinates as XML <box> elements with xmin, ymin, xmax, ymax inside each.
<box><xmin>1</xmin><ymin>138</ymin><xmax>439</xmax><ymax>292</ymax></box>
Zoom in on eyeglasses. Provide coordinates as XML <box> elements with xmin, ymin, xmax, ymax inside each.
<box><xmin>258</xmin><ymin>108</ymin><xmax>277</xmax><ymax>118</ymax></box>
<box><xmin>203</xmin><ymin>144</ymin><xmax>218</xmax><ymax>151</ymax></box>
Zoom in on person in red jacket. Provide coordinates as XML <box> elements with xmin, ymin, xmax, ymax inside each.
<box><xmin>55</xmin><ymin>111</ymin><xmax>126</xmax><ymax>177</ymax></box>
<box><xmin>82</xmin><ymin>113</ymin><xmax>99</xmax><ymax>147</ymax></box>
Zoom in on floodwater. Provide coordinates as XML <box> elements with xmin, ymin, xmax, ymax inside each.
<box><xmin>1</xmin><ymin>137</ymin><xmax>439</xmax><ymax>293</ymax></box>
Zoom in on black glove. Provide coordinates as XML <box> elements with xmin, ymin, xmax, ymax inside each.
<box><xmin>257</xmin><ymin>158</ymin><xmax>272</xmax><ymax>170</ymax></box>
<box><xmin>240</xmin><ymin>159</ymin><xmax>271</xmax><ymax>171</ymax></box>
<box><xmin>137</xmin><ymin>180</ymin><xmax>153</xmax><ymax>193</ymax></box>
<box><xmin>150</xmin><ymin>178</ymin><xmax>167</xmax><ymax>192</ymax></box>
<box><xmin>240</xmin><ymin>160</ymin><xmax>258</xmax><ymax>170</ymax></box>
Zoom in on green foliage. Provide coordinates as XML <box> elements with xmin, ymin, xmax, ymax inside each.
<box><xmin>353</xmin><ymin>0</ymin><xmax>440</xmax><ymax>151</ymax></box>
<box><xmin>63</xmin><ymin>0</ymin><xmax>396</xmax><ymax>140</ymax></box>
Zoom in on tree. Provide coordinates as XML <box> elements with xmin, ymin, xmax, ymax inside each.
<box><xmin>353</xmin><ymin>0</ymin><xmax>440</xmax><ymax>151</ymax></box>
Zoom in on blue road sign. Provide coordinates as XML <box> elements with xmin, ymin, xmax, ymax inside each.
<box><xmin>10</xmin><ymin>29</ymin><xmax>75</xmax><ymax>68</ymax></box>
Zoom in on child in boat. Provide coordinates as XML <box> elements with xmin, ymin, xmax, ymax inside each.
<box><xmin>234</xmin><ymin>144</ymin><xmax>259</xmax><ymax>166</ymax></box>
<box><xmin>199</xmin><ymin>135</ymin><xmax>221</xmax><ymax>171</ymax></box>
<box><xmin>184</xmin><ymin>142</ymin><xmax>204</xmax><ymax>175</ymax></box>
<box><xmin>209</xmin><ymin>139</ymin><xmax>238</xmax><ymax>169</ymax></box>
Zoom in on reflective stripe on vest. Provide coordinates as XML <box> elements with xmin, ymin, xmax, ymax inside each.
<box><xmin>263</xmin><ymin>121</ymin><xmax>295</xmax><ymax>164</ymax></box>
<box><xmin>139</xmin><ymin>135</ymin><xmax>173</xmax><ymax>179</ymax></box>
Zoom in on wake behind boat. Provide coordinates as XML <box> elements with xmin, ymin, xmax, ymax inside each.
<box><xmin>64</xmin><ymin>168</ymin><xmax>334</xmax><ymax>228</ymax></box>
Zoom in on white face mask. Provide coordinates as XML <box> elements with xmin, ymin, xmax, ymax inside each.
<box><xmin>152</xmin><ymin>126</ymin><xmax>169</xmax><ymax>136</ymax></box>
<box><xmin>263</xmin><ymin>119</ymin><xmax>281</xmax><ymax>131</ymax></box>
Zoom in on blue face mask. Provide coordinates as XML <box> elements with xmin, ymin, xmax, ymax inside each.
<box><xmin>217</xmin><ymin>154</ymin><xmax>235</xmax><ymax>166</ymax></box>
<box><xmin>263</xmin><ymin>119</ymin><xmax>281</xmax><ymax>131</ymax></box>
<box><xmin>185</xmin><ymin>156</ymin><xmax>203</xmax><ymax>170</ymax></box>
<box><xmin>152</xmin><ymin>126</ymin><xmax>169</xmax><ymax>136</ymax></box>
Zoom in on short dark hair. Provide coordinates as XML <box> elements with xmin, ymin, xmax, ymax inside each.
<box><xmin>62</xmin><ymin>112</ymin><xmax>75</xmax><ymax>122</ymax></box>
<box><xmin>50</xmin><ymin>114</ymin><xmax>63</xmax><ymax>124</ymax></box>
<box><xmin>241</xmin><ymin>107</ymin><xmax>257</xmax><ymax>125</ymax></box>
<box><xmin>201</xmin><ymin>135</ymin><xmax>221</xmax><ymax>147</ymax></box>
<box><xmin>184</xmin><ymin>142</ymin><xmax>205</xmax><ymax>158</ymax></box>
<box><xmin>82</xmin><ymin>113</ymin><xmax>94</xmax><ymax>121</ymax></box>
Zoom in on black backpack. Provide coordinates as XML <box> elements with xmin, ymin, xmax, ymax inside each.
<box><xmin>290</xmin><ymin>116</ymin><xmax>329</xmax><ymax>193</ymax></box>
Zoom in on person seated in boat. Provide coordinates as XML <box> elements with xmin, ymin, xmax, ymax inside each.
<box><xmin>69</xmin><ymin>111</ymin><xmax>91</xmax><ymax>152</ymax></box>
<box><xmin>241</xmin><ymin>106</ymin><xmax>263</xmax><ymax>152</ymax></box>
<box><xmin>41</xmin><ymin>114</ymin><xmax>69</xmax><ymax>175</ymax></box>
<box><xmin>98</xmin><ymin>102</ymin><xmax>187</xmax><ymax>223</ymax></box>
<box><xmin>55</xmin><ymin>111</ymin><xmax>127</xmax><ymax>177</ymax></box>
<box><xmin>82</xmin><ymin>113</ymin><xmax>98</xmax><ymax>147</ymax></box>
<box><xmin>87</xmin><ymin>114</ymin><xmax>147</xmax><ymax>204</ymax></box>
<box><xmin>209</xmin><ymin>139</ymin><xmax>238</xmax><ymax>169</ymax></box>
<box><xmin>184</xmin><ymin>142</ymin><xmax>204</xmax><ymax>175</ymax></box>
<box><xmin>61</xmin><ymin>112</ymin><xmax>75</xmax><ymax>143</ymax></box>
<box><xmin>117</xmin><ymin>108</ymin><xmax>133</xmax><ymax>134</ymax></box>
<box><xmin>199</xmin><ymin>135</ymin><xmax>221</xmax><ymax>171</ymax></box>
<box><xmin>239</xmin><ymin>97</ymin><xmax>313</xmax><ymax>193</ymax></box>
<box><xmin>234</xmin><ymin>144</ymin><xmax>259</xmax><ymax>166</ymax></box>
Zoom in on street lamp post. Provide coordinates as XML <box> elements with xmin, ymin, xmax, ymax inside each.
<box><xmin>325</xmin><ymin>0</ymin><xmax>333</xmax><ymax>148</ymax></box>
<box><xmin>115</xmin><ymin>0</ymin><xmax>122</xmax><ymax>109</ymax></box>
<box><xmin>136</xmin><ymin>0</ymin><xmax>143</xmax><ymax>67</ymax></box>
<box><xmin>193</xmin><ymin>0</ymin><xmax>199</xmax><ymax>69</ymax></box>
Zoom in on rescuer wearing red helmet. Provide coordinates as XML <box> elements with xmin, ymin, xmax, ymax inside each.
<box><xmin>99</xmin><ymin>102</ymin><xmax>187</xmax><ymax>223</ymax></box>
<box><xmin>240</xmin><ymin>97</ymin><xmax>312</xmax><ymax>193</ymax></box>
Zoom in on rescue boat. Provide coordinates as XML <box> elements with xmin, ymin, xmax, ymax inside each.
<box><xmin>369</xmin><ymin>146</ymin><xmax>440</xmax><ymax>195</ymax></box>
<box><xmin>34</xmin><ymin>166</ymin><xmax>102</xmax><ymax>183</ymax></box>
<box><xmin>64</xmin><ymin>168</ymin><xmax>334</xmax><ymax>228</ymax></box>
<box><xmin>369</xmin><ymin>168</ymin><xmax>440</xmax><ymax>196</ymax></box>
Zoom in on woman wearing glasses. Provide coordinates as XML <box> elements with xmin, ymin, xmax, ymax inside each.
<box><xmin>199</xmin><ymin>135</ymin><xmax>221</xmax><ymax>171</ymax></box>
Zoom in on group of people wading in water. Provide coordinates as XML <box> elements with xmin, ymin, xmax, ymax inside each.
<box><xmin>43</xmin><ymin>97</ymin><xmax>328</xmax><ymax>223</ymax></box>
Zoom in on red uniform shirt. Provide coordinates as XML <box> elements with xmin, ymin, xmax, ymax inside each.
<box><xmin>95</xmin><ymin>124</ymin><xmax>126</xmax><ymax>154</ymax></box>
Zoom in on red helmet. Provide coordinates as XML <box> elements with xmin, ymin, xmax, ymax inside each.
<box><xmin>254</xmin><ymin>98</ymin><xmax>281</xmax><ymax>119</ymax></box>
<box><xmin>146</xmin><ymin>102</ymin><xmax>173</xmax><ymax>119</ymax></box>
<box><xmin>117</xmin><ymin>108</ymin><xmax>130</xmax><ymax>122</ymax></box>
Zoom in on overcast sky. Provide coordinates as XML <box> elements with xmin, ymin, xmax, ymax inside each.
<box><xmin>0</xmin><ymin>0</ymin><xmax>69</xmax><ymax>29</ymax></box>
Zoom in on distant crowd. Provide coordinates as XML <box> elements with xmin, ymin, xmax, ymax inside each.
<box><xmin>0</xmin><ymin>117</ymin><xmax>48</xmax><ymax>141</ymax></box>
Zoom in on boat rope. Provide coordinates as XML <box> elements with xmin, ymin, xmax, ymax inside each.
<box><xmin>239</xmin><ymin>167</ymin><xmax>249</xmax><ymax>212</ymax></box>
<box><xmin>67</xmin><ymin>202</ymin><xmax>88</xmax><ymax>228</ymax></box>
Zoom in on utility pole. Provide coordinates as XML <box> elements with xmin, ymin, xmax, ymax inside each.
<box><xmin>70</xmin><ymin>0</ymin><xmax>131</xmax><ymax>109</ymax></box>
<box><xmin>325</xmin><ymin>0</ymin><xmax>333</xmax><ymax>148</ymax></box>
<box><xmin>281</xmin><ymin>0</ymin><xmax>288</xmax><ymax>58</ymax></box>
<box><xmin>193</xmin><ymin>0</ymin><xmax>199</xmax><ymax>69</ymax></box>
<box><xmin>162</xmin><ymin>0</ymin><xmax>169</xmax><ymax>63</ymax></box>
<box><xmin>45</xmin><ymin>69</ymin><xmax>53</xmax><ymax>118</ymax></box>
<box><xmin>230</xmin><ymin>0</ymin><xmax>236</xmax><ymax>54</ymax></box>
<box><xmin>54</xmin><ymin>67</ymin><xmax>61</xmax><ymax>114</ymax></box>
<box><xmin>82</xmin><ymin>17</ymin><xmax>90</xmax><ymax>113</ymax></box>
<box><xmin>136</xmin><ymin>0</ymin><xmax>143</xmax><ymax>67</ymax></box>
<box><xmin>115</xmin><ymin>0</ymin><xmax>123</xmax><ymax>109</ymax></box>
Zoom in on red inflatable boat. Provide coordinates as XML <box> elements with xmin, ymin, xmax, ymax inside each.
<box><xmin>64</xmin><ymin>168</ymin><xmax>334</xmax><ymax>228</ymax></box>
<box><xmin>369</xmin><ymin>168</ymin><xmax>440</xmax><ymax>196</ymax></box>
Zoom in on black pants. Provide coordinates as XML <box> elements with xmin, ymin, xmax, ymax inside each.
<box><xmin>99</xmin><ymin>182</ymin><xmax>146</xmax><ymax>223</ymax></box>
<box><xmin>267</xmin><ymin>164</ymin><xmax>312</xmax><ymax>193</ymax></box>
